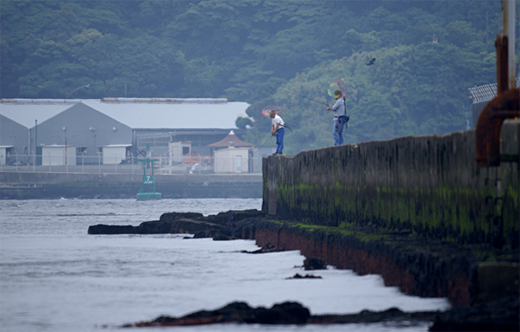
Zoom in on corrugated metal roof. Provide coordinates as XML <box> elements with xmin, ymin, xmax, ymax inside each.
<box><xmin>0</xmin><ymin>98</ymin><xmax>227</xmax><ymax>104</ymax></box>
<box><xmin>0</xmin><ymin>104</ymin><xmax>72</xmax><ymax>128</ymax></box>
<box><xmin>0</xmin><ymin>99</ymin><xmax>250</xmax><ymax>130</ymax></box>
<box><xmin>208</xmin><ymin>130</ymin><xmax>254</xmax><ymax>147</ymax></box>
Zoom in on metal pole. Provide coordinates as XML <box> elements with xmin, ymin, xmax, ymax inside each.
<box><xmin>64</xmin><ymin>128</ymin><xmax>68</xmax><ymax>173</ymax></box>
<box><xmin>498</xmin><ymin>0</ymin><xmax>517</xmax><ymax>92</ymax></box>
<box><xmin>31</xmin><ymin>127</ymin><xmax>35</xmax><ymax>172</ymax></box>
<box><xmin>35</xmin><ymin>120</ymin><xmax>38</xmax><ymax>170</ymax></box>
<box><xmin>503</xmin><ymin>0</ymin><xmax>516</xmax><ymax>89</ymax></box>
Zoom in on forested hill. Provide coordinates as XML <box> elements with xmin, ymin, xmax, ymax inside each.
<box><xmin>1</xmin><ymin>0</ymin><xmax>513</xmax><ymax>153</ymax></box>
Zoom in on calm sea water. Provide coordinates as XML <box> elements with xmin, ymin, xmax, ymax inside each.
<box><xmin>0</xmin><ymin>199</ymin><xmax>450</xmax><ymax>332</ymax></box>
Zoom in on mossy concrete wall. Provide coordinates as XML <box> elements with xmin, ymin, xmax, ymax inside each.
<box><xmin>263</xmin><ymin>122</ymin><xmax>519</xmax><ymax>249</ymax></box>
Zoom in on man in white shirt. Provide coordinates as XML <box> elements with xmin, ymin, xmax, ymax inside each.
<box><xmin>270</xmin><ymin>109</ymin><xmax>285</xmax><ymax>155</ymax></box>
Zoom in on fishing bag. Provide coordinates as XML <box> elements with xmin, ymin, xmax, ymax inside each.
<box><xmin>340</xmin><ymin>97</ymin><xmax>350</xmax><ymax>123</ymax></box>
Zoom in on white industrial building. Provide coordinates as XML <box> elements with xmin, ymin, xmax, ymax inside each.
<box><xmin>0</xmin><ymin>98</ymin><xmax>255</xmax><ymax>169</ymax></box>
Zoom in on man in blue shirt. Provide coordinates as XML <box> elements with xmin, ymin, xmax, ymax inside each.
<box><xmin>327</xmin><ymin>90</ymin><xmax>347</xmax><ymax>146</ymax></box>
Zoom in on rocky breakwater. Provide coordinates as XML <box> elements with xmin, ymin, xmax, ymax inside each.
<box><xmin>250</xmin><ymin>217</ymin><xmax>519</xmax><ymax>307</ymax></box>
<box><xmin>88</xmin><ymin>209</ymin><xmax>265</xmax><ymax>240</ymax></box>
<box><xmin>122</xmin><ymin>296</ymin><xmax>519</xmax><ymax>330</ymax></box>
<box><xmin>89</xmin><ymin>209</ymin><xmax>518</xmax><ymax>326</ymax></box>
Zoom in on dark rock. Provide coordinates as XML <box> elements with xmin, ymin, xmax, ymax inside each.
<box><xmin>160</xmin><ymin>212</ymin><xmax>205</xmax><ymax>222</ymax></box>
<box><xmin>253</xmin><ymin>302</ymin><xmax>311</xmax><ymax>324</ymax></box>
<box><xmin>243</xmin><ymin>242</ymin><xmax>282</xmax><ymax>254</ymax></box>
<box><xmin>192</xmin><ymin>231</ymin><xmax>211</xmax><ymax>239</ymax></box>
<box><xmin>125</xmin><ymin>301</ymin><xmax>310</xmax><ymax>327</ymax></box>
<box><xmin>429</xmin><ymin>296</ymin><xmax>519</xmax><ymax>331</ymax></box>
<box><xmin>137</xmin><ymin>220</ymin><xmax>176</xmax><ymax>234</ymax></box>
<box><xmin>88</xmin><ymin>224</ymin><xmax>138</xmax><ymax>234</ymax></box>
<box><xmin>287</xmin><ymin>273</ymin><xmax>322</xmax><ymax>279</ymax></box>
<box><xmin>88</xmin><ymin>210</ymin><xmax>265</xmax><ymax>237</ymax></box>
<box><xmin>310</xmin><ymin>307</ymin><xmax>439</xmax><ymax>324</ymax></box>
<box><xmin>303</xmin><ymin>257</ymin><xmax>326</xmax><ymax>270</ymax></box>
<box><xmin>213</xmin><ymin>233</ymin><xmax>233</xmax><ymax>241</ymax></box>
<box><xmin>123</xmin><ymin>297</ymin><xmax>519</xmax><ymax>328</ymax></box>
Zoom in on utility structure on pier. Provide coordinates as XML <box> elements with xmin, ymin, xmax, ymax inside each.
<box><xmin>473</xmin><ymin>0</ymin><xmax>519</xmax><ymax>251</ymax></box>
<box><xmin>475</xmin><ymin>0</ymin><xmax>519</xmax><ymax>168</ymax></box>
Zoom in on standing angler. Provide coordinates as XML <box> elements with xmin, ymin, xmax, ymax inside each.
<box><xmin>270</xmin><ymin>109</ymin><xmax>285</xmax><ymax>155</ymax></box>
<box><xmin>327</xmin><ymin>90</ymin><xmax>349</xmax><ymax>146</ymax></box>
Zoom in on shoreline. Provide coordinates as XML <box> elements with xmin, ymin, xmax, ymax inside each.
<box><xmin>121</xmin><ymin>296</ymin><xmax>519</xmax><ymax>330</ymax></box>
<box><xmin>89</xmin><ymin>209</ymin><xmax>519</xmax><ymax>330</ymax></box>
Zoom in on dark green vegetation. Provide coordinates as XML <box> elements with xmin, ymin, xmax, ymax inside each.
<box><xmin>1</xmin><ymin>0</ymin><xmax>514</xmax><ymax>153</ymax></box>
<box><xmin>275</xmin><ymin>182</ymin><xmax>519</xmax><ymax>250</ymax></box>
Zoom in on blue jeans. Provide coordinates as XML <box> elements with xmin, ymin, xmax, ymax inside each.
<box><xmin>333</xmin><ymin>118</ymin><xmax>345</xmax><ymax>146</ymax></box>
<box><xmin>275</xmin><ymin>128</ymin><xmax>285</xmax><ymax>153</ymax></box>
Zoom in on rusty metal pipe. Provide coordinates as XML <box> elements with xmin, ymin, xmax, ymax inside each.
<box><xmin>475</xmin><ymin>88</ymin><xmax>520</xmax><ymax>167</ymax></box>
<box><xmin>495</xmin><ymin>35</ymin><xmax>509</xmax><ymax>94</ymax></box>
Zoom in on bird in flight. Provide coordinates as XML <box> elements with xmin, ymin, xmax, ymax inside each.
<box><xmin>366</xmin><ymin>58</ymin><xmax>376</xmax><ymax>66</ymax></box>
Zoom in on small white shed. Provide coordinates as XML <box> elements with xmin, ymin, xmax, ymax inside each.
<box><xmin>168</xmin><ymin>141</ymin><xmax>191</xmax><ymax>164</ymax></box>
<box><xmin>102</xmin><ymin>144</ymin><xmax>132</xmax><ymax>164</ymax></box>
<box><xmin>41</xmin><ymin>145</ymin><xmax>77</xmax><ymax>166</ymax></box>
<box><xmin>0</xmin><ymin>145</ymin><xmax>13</xmax><ymax>165</ymax></box>
<box><xmin>213</xmin><ymin>146</ymin><xmax>249</xmax><ymax>173</ymax></box>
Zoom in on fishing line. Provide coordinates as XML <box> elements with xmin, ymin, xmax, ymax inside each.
<box><xmin>253</xmin><ymin>135</ymin><xmax>273</xmax><ymax>154</ymax></box>
<box><xmin>297</xmin><ymin>94</ymin><xmax>330</xmax><ymax>107</ymax></box>
<box><xmin>233</xmin><ymin>134</ymin><xmax>274</xmax><ymax>171</ymax></box>
<box><xmin>239</xmin><ymin>121</ymin><xmax>293</xmax><ymax>169</ymax></box>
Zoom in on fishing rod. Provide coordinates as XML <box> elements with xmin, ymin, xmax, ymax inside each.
<box><xmin>236</xmin><ymin>134</ymin><xmax>275</xmax><ymax>170</ymax></box>
<box><xmin>239</xmin><ymin>123</ymin><xmax>293</xmax><ymax>170</ymax></box>
<box><xmin>249</xmin><ymin>134</ymin><xmax>274</xmax><ymax>157</ymax></box>
<box><xmin>297</xmin><ymin>94</ymin><xmax>330</xmax><ymax>107</ymax></box>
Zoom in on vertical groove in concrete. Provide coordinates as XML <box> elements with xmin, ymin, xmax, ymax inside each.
<box><xmin>264</xmin><ymin>124</ymin><xmax>518</xmax><ymax>248</ymax></box>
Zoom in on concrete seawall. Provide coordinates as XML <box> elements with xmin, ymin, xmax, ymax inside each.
<box><xmin>0</xmin><ymin>172</ymin><xmax>262</xmax><ymax>199</ymax></box>
<box><xmin>251</xmin><ymin>221</ymin><xmax>477</xmax><ymax>306</ymax></box>
<box><xmin>262</xmin><ymin>122</ymin><xmax>518</xmax><ymax>305</ymax></box>
<box><xmin>263</xmin><ymin>122</ymin><xmax>518</xmax><ymax>248</ymax></box>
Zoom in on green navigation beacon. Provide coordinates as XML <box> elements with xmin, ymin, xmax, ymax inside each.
<box><xmin>137</xmin><ymin>144</ymin><xmax>162</xmax><ymax>200</ymax></box>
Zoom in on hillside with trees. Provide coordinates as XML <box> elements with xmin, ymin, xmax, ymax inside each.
<box><xmin>1</xmin><ymin>0</ymin><xmax>514</xmax><ymax>153</ymax></box>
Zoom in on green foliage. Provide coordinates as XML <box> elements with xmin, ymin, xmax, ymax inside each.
<box><xmin>235</xmin><ymin>116</ymin><xmax>253</xmax><ymax>130</ymax></box>
<box><xmin>0</xmin><ymin>0</ymin><xmax>507</xmax><ymax>150</ymax></box>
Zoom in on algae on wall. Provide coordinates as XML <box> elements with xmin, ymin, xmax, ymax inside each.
<box><xmin>263</xmin><ymin>123</ymin><xmax>519</xmax><ymax>249</ymax></box>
